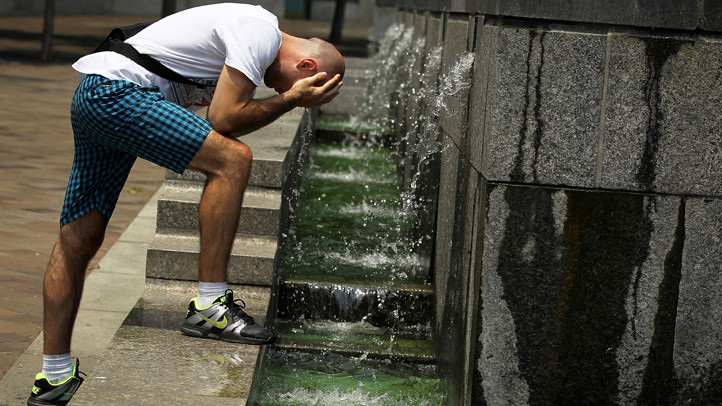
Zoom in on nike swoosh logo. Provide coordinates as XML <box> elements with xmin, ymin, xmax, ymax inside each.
<box><xmin>195</xmin><ymin>312</ymin><xmax>228</xmax><ymax>329</ymax></box>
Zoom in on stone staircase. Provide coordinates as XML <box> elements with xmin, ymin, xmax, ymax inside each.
<box><xmin>146</xmin><ymin>88</ymin><xmax>304</xmax><ymax>288</ymax></box>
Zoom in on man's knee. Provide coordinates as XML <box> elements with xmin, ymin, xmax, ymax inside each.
<box><xmin>58</xmin><ymin>211</ymin><xmax>107</xmax><ymax>261</ymax></box>
<box><xmin>217</xmin><ymin>140</ymin><xmax>253</xmax><ymax>181</ymax></box>
<box><xmin>190</xmin><ymin>130</ymin><xmax>253</xmax><ymax>181</ymax></box>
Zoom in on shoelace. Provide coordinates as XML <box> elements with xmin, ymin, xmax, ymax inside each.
<box><xmin>222</xmin><ymin>290</ymin><xmax>255</xmax><ymax>324</ymax></box>
<box><xmin>73</xmin><ymin>359</ymin><xmax>87</xmax><ymax>381</ymax></box>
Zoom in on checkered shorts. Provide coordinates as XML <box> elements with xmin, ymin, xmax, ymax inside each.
<box><xmin>61</xmin><ymin>74</ymin><xmax>211</xmax><ymax>226</ymax></box>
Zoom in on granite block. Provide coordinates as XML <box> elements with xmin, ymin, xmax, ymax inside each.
<box><xmin>401</xmin><ymin>17</ymin><xmax>430</xmax><ymax>190</ymax></box>
<box><xmin>449</xmin><ymin>0</ymin><xmax>469</xmax><ymax>13</ymax></box>
<box><xmin>601</xmin><ymin>34</ymin><xmax>722</xmax><ymax>196</ymax></box>
<box><xmin>433</xmin><ymin>137</ymin><xmax>460</xmax><ymax>336</ymax></box>
<box><xmin>673</xmin><ymin>198</ymin><xmax>722</xmax><ymax>403</ymax></box>
<box><xmin>482</xmin><ymin>27</ymin><xmax>605</xmax><ymax>187</ymax></box>
<box><xmin>408</xmin><ymin>0</ymin><xmax>447</xmax><ymax>12</ymax></box>
<box><xmin>146</xmin><ymin>231</ymin><xmax>276</xmax><ymax>286</ymax></box>
<box><xmin>477</xmin><ymin>185</ymin><xmax>683</xmax><ymax>404</ymax></box>
<box><xmin>320</xmin><ymin>84</ymin><xmax>367</xmax><ymax>117</ymax></box>
<box><xmin>471</xmin><ymin>0</ymin><xmax>699</xmax><ymax>30</ymax></box>
<box><xmin>403</xmin><ymin>8</ymin><xmax>414</xmax><ymax>26</ymax></box>
<box><xmin>156</xmin><ymin>185</ymin><xmax>281</xmax><ymax>236</ymax></box>
<box><xmin>425</xmin><ymin>13</ymin><xmax>444</xmax><ymax>50</ymax></box>
<box><xmin>467</xmin><ymin>21</ymin><xmax>496</xmax><ymax>174</ymax></box>
<box><xmin>433</xmin><ymin>141</ymin><xmax>483</xmax><ymax>406</ymax></box>
<box><xmin>702</xmin><ymin>1</ymin><xmax>722</xmax><ymax>31</ymax></box>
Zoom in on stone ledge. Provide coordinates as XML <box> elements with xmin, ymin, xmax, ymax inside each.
<box><xmin>156</xmin><ymin>182</ymin><xmax>282</xmax><ymax>236</ymax></box>
<box><xmin>146</xmin><ymin>230</ymin><xmax>277</xmax><ymax>286</ymax></box>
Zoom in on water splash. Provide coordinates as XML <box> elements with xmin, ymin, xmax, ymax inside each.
<box><xmin>433</xmin><ymin>51</ymin><xmax>475</xmax><ymax>115</ymax></box>
<box><xmin>309</xmin><ymin>168</ymin><xmax>392</xmax><ymax>184</ymax></box>
<box><xmin>273</xmin><ymin>388</ymin><xmax>389</xmax><ymax>406</ymax></box>
<box><xmin>339</xmin><ymin>199</ymin><xmax>399</xmax><ymax>218</ymax></box>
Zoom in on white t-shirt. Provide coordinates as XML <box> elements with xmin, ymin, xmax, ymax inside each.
<box><xmin>72</xmin><ymin>3</ymin><xmax>282</xmax><ymax>109</ymax></box>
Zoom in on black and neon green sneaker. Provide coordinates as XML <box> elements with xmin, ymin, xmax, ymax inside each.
<box><xmin>181</xmin><ymin>289</ymin><xmax>275</xmax><ymax>345</ymax></box>
<box><xmin>27</xmin><ymin>359</ymin><xmax>85</xmax><ymax>406</ymax></box>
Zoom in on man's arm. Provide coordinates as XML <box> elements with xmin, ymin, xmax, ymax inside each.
<box><xmin>207</xmin><ymin>64</ymin><xmax>342</xmax><ymax>136</ymax></box>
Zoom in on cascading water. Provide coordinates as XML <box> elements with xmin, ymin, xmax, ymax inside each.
<box><xmin>248</xmin><ymin>22</ymin><xmax>476</xmax><ymax>405</ymax></box>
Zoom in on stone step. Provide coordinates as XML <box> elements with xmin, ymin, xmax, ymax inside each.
<box><xmin>156</xmin><ymin>181</ymin><xmax>282</xmax><ymax>236</ymax></box>
<box><xmin>271</xmin><ymin>316</ymin><xmax>434</xmax><ymax>364</ymax></box>
<box><xmin>146</xmin><ymin>229</ymin><xmax>277</xmax><ymax>286</ymax></box>
<box><xmin>277</xmin><ymin>279</ymin><xmax>433</xmax><ymax>328</ymax></box>
<box><xmin>273</xmin><ymin>335</ymin><xmax>435</xmax><ymax>364</ymax></box>
<box><xmin>72</xmin><ymin>281</ymin><xmax>270</xmax><ymax>405</ymax></box>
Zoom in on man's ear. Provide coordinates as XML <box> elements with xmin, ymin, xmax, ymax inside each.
<box><xmin>296</xmin><ymin>58</ymin><xmax>318</xmax><ymax>72</ymax></box>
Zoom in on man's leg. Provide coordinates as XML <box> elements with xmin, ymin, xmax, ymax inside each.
<box><xmin>180</xmin><ymin>130</ymin><xmax>275</xmax><ymax>344</ymax></box>
<box><xmin>43</xmin><ymin>210</ymin><xmax>107</xmax><ymax>356</ymax></box>
<box><xmin>187</xmin><ymin>129</ymin><xmax>253</xmax><ymax>283</ymax></box>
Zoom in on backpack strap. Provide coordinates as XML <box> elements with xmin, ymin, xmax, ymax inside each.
<box><xmin>94</xmin><ymin>23</ymin><xmax>206</xmax><ymax>89</ymax></box>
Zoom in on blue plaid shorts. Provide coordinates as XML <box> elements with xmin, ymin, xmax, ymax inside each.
<box><xmin>62</xmin><ymin>74</ymin><xmax>211</xmax><ymax>226</ymax></box>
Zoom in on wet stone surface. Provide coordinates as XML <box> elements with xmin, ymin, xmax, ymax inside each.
<box><xmin>479</xmin><ymin>27</ymin><xmax>605</xmax><ymax>188</ymax></box>
<box><xmin>673</xmin><ymin>198</ymin><xmax>722</xmax><ymax>403</ymax></box>
<box><xmin>601</xmin><ymin>34</ymin><xmax>722</xmax><ymax>195</ymax></box>
<box><xmin>477</xmin><ymin>184</ymin><xmax>684</xmax><ymax>405</ymax></box>
<box><xmin>74</xmin><ymin>282</ymin><xmax>270</xmax><ymax>405</ymax></box>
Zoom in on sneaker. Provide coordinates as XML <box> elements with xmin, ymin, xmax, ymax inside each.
<box><xmin>27</xmin><ymin>359</ymin><xmax>85</xmax><ymax>406</ymax></box>
<box><xmin>181</xmin><ymin>289</ymin><xmax>275</xmax><ymax>345</ymax></box>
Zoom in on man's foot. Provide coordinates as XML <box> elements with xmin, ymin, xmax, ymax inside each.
<box><xmin>181</xmin><ymin>289</ymin><xmax>276</xmax><ymax>345</ymax></box>
<box><xmin>27</xmin><ymin>359</ymin><xmax>85</xmax><ymax>406</ymax></box>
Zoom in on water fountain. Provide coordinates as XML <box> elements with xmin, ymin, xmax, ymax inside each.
<box><xmin>248</xmin><ymin>2</ymin><xmax>722</xmax><ymax>405</ymax></box>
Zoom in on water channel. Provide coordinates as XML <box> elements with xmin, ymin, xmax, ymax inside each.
<box><xmin>249</xmin><ymin>137</ymin><xmax>445</xmax><ymax>405</ymax></box>
<box><xmin>246</xmin><ymin>23</ymin><xmax>462</xmax><ymax>405</ymax></box>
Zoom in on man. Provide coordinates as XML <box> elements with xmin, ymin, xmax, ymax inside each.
<box><xmin>27</xmin><ymin>3</ymin><xmax>344</xmax><ymax>405</ymax></box>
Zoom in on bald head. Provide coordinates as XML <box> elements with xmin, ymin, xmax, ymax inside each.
<box><xmin>264</xmin><ymin>33</ymin><xmax>345</xmax><ymax>93</ymax></box>
<box><xmin>306</xmin><ymin>37</ymin><xmax>346</xmax><ymax>81</ymax></box>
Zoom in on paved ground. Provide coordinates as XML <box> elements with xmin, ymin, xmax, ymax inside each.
<box><xmin>0</xmin><ymin>10</ymin><xmax>371</xmax><ymax>388</ymax></box>
<box><xmin>0</xmin><ymin>61</ymin><xmax>165</xmax><ymax>380</ymax></box>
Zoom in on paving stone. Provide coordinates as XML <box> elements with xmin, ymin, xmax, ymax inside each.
<box><xmin>73</xmin><ymin>282</ymin><xmax>269</xmax><ymax>405</ymax></box>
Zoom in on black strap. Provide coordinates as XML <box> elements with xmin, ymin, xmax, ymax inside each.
<box><xmin>94</xmin><ymin>23</ymin><xmax>206</xmax><ymax>89</ymax></box>
<box><xmin>104</xmin><ymin>40</ymin><xmax>205</xmax><ymax>88</ymax></box>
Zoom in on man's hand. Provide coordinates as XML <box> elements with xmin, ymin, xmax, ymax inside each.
<box><xmin>207</xmin><ymin>65</ymin><xmax>343</xmax><ymax>137</ymax></box>
<box><xmin>284</xmin><ymin>72</ymin><xmax>343</xmax><ymax>108</ymax></box>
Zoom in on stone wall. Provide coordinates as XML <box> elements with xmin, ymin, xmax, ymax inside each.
<box><xmin>387</xmin><ymin>2</ymin><xmax>722</xmax><ymax>404</ymax></box>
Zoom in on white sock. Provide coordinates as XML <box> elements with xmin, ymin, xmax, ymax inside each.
<box><xmin>197</xmin><ymin>281</ymin><xmax>228</xmax><ymax>308</ymax></box>
<box><xmin>42</xmin><ymin>353</ymin><xmax>73</xmax><ymax>384</ymax></box>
